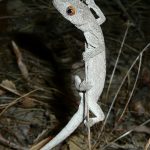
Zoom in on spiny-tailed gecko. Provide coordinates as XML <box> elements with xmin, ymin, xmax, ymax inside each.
<box><xmin>41</xmin><ymin>0</ymin><xmax>106</xmax><ymax>149</ymax></box>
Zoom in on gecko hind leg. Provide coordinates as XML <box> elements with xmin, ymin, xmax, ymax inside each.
<box><xmin>84</xmin><ymin>102</ymin><xmax>105</xmax><ymax>127</ymax></box>
<box><xmin>75</xmin><ymin>76</ymin><xmax>92</xmax><ymax>92</ymax></box>
<box><xmin>79</xmin><ymin>80</ymin><xmax>92</xmax><ymax>91</ymax></box>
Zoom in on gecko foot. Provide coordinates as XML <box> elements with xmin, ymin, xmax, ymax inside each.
<box><xmin>85</xmin><ymin>0</ymin><xmax>95</xmax><ymax>7</ymax></box>
<box><xmin>75</xmin><ymin>75</ymin><xmax>92</xmax><ymax>92</ymax></box>
<box><xmin>84</xmin><ymin>118</ymin><xmax>94</xmax><ymax>127</ymax></box>
<box><xmin>78</xmin><ymin>80</ymin><xmax>92</xmax><ymax>92</ymax></box>
<box><xmin>84</xmin><ymin>102</ymin><xmax>105</xmax><ymax>127</ymax></box>
<box><xmin>84</xmin><ymin>117</ymin><xmax>104</xmax><ymax>127</ymax></box>
<box><xmin>83</xmin><ymin>51</ymin><xmax>90</xmax><ymax>61</ymax></box>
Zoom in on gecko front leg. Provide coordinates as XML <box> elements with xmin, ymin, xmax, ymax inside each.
<box><xmin>75</xmin><ymin>77</ymin><xmax>92</xmax><ymax>92</ymax></box>
<box><xmin>85</xmin><ymin>0</ymin><xmax>106</xmax><ymax>25</ymax></box>
<box><xmin>83</xmin><ymin>43</ymin><xmax>104</xmax><ymax>61</ymax></box>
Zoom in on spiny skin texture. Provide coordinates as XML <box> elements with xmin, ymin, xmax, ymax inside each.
<box><xmin>41</xmin><ymin>0</ymin><xmax>106</xmax><ymax>149</ymax></box>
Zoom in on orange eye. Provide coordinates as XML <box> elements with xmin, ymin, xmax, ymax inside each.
<box><xmin>66</xmin><ymin>5</ymin><xmax>76</xmax><ymax>16</ymax></box>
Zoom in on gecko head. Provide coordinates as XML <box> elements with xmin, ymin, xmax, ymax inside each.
<box><xmin>53</xmin><ymin>0</ymin><xmax>88</xmax><ymax>26</ymax></box>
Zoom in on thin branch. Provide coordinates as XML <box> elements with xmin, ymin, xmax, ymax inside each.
<box><xmin>114</xmin><ymin>0</ymin><xmax>144</xmax><ymax>37</ymax></box>
<box><xmin>118</xmin><ymin>51</ymin><xmax>143</xmax><ymax>122</ymax></box>
<box><xmin>0</xmin><ymin>83</ymin><xmax>20</xmax><ymax>96</ymax></box>
<box><xmin>144</xmin><ymin>138</ymin><xmax>150</xmax><ymax>150</ymax></box>
<box><xmin>106</xmin><ymin>36</ymin><xmax>139</xmax><ymax>53</ymax></box>
<box><xmin>0</xmin><ymin>89</ymin><xmax>38</xmax><ymax>117</ymax></box>
<box><xmin>92</xmin><ymin>43</ymin><xmax>150</xmax><ymax>149</ymax></box>
<box><xmin>101</xmin><ymin>119</ymin><xmax>150</xmax><ymax>150</ymax></box>
<box><xmin>86</xmin><ymin>101</ymin><xmax>92</xmax><ymax>150</ymax></box>
<box><xmin>102</xmin><ymin>43</ymin><xmax>150</xmax><ymax>133</ymax></box>
<box><xmin>0</xmin><ymin>134</ymin><xmax>27</xmax><ymax>150</ymax></box>
<box><xmin>12</xmin><ymin>41</ymin><xmax>29</xmax><ymax>81</ymax></box>
<box><xmin>105</xmin><ymin>21</ymin><xmax>130</xmax><ymax>102</ymax></box>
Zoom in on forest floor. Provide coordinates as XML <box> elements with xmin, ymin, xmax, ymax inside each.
<box><xmin>0</xmin><ymin>0</ymin><xmax>150</xmax><ymax>150</ymax></box>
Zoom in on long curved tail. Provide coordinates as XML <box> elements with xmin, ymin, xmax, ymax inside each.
<box><xmin>41</xmin><ymin>76</ymin><xmax>84</xmax><ymax>150</ymax></box>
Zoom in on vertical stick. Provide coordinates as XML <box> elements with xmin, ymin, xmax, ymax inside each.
<box><xmin>85</xmin><ymin>63</ymin><xmax>91</xmax><ymax>150</ymax></box>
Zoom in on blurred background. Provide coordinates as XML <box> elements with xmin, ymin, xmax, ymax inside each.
<box><xmin>0</xmin><ymin>0</ymin><xmax>150</xmax><ymax>149</ymax></box>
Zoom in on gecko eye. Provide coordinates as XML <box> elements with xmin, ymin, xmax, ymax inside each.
<box><xmin>66</xmin><ymin>5</ymin><xmax>76</xmax><ymax>16</ymax></box>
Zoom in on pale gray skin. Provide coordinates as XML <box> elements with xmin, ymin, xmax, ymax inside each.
<box><xmin>41</xmin><ymin>0</ymin><xmax>106</xmax><ymax>149</ymax></box>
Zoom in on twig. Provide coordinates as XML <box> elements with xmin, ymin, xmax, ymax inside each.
<box><xmin>12</xmin><ymin>41</ymin><xmax>29</xmax><ymax>81</ymax></box>
<box><xmin>0</xmin><ymin>83</ymin><xmax>49</xmax><ymax>107</ymax></box>
<box><xmin>127</xmin><ymin>0</ymin><xmax>142</xmax><ymax>10</ymax></box>
<box><xmin>102</xmin><ymin>43</ymin><xmax>150</xmax><ymax>132</ymax></box>
<box><xmin>92</xmin><ymin>43</ymin><xmax>150</xmax><ymax>149</ymax></box>
<box><xmin>0</xmin><ymin>134</ymin><xmax>27</xmax><ymax>150</ymax></box>
<box><xmin>101</xmin><ymin>119</ymin><xmax>150</xmax><ymax>150</ymax></box>
<box><xmin>114</xmin><ymin>0</ymin><xmax>144</xmax><ymax>38</ymax></box>
<box><xmin>0</xmin><ymin>89</ymin><xmax>38</xmax><ymax>117</ymax></box>
<box><xmin>118</xmin><ymin>51</ymin><xmax>143</xmax><ymax>122</ymax></box>
<box><xmin>114</xmin><ymin>0</ymin><xmax>135</xmax><ymax>24</ymax></box>
<box><xmin>105</xmin><ymin>21</ymin><xmax>130</xmax><ymax>103</ymax></box>
<box><xmin>0</xmin><ymin>83</ymin><xmax>20</xmax><ymax>96</ymax></box>
<box><xmin>86</xmin><ymin>100</ymin><xmax>92</xmax><ymax>150</ymax></box>
<box><xmin>0</xmin><ymin>15</ymin><xmax>20</xmax><ymax>19</ymax></box>
<box><xmin>0</xmin><ymin>82</ymin><xmax>52</xmax><ymax>107</ymax></box>
<box><xmin>145</xmin><ymin>138</ymin><xmax>150</xmax><ymax>150</ymax></box>
<box><xmin>30</xmin><ymin>137</ymin><xmax>51</xmax><ymax>150</ymax></box>
<box><xmin>106</xmin><ymin>36</ymin><xmax>139</xmax><ymax>53</ymax></box>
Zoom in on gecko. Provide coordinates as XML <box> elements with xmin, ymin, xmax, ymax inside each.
<box><xmin>41</xmin><ymin>0</ymin><xmax>106</xmax><ymax>149</ymax></box>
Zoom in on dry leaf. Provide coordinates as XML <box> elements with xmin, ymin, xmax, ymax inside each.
<box><xmin>0</xmin><ymin>80</ymin><xmax>20</xmax><ymax>95</ymax></box>
<box><xmin>30</xmin><ymin>137</ymin><xmax>52</xmax><ymax>150</ymax></box>
<box><xmin>132</xmin><ymin>101</ymin><xmax>145</xmax><ymax>115</ymax></box>
<box><xmin>134</xmin><ymin>126</ymin><xmax>150</xmax><ymax>134</ymax></box>
<box><xmin>21</xmin><ymin>97</ymin><xmax>37</xmax><ymax>108</ymax></box>
<box><xmin>141</xmin><ymin>67</ymin><xmax>150</xmax><ymax>86</ymax></box>
<box><xmin>67</xmin><ymin>134</ymin><xmax>87</xmax><ymax>150</ymax></box>
<box><xmin>12</xmin><ymin>41</ymin><xmax>29</xmax><ymax>80</ymax></box>
<box><xmin>1</xmin><ymin>80</ymin><xmax>16</xmax><ymax>90</ymax></box>
<box><xmin>68</xmin><ymin>140</ymin><xmax>82</xmax><ymax>150</ymax></box>
<box><xmin>0</xmin><ymin>89</ymin><xmax>6</xmax><ymax>96</ymax></box>
<box><xmin>145</xmin><ymin>138</ymin><xmax>150</xmax><ymax>150</ymax></box>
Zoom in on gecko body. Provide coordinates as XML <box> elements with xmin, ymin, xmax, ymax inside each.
<box><xmin>41</xmin><ymin>0</ymin><xmax>106</xmax><ymax>149</ymax></box>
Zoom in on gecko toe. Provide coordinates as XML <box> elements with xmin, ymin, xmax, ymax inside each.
<box><xmin>84</xmin><ymin>119</ymin><xmax>94</xmax><ymax>127</ymax></box>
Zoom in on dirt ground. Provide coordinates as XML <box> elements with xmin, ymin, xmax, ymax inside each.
<box><xmin>0</xmin><ymin>0</ymin><xmax>150</xmax><ymax>150</ymax></box>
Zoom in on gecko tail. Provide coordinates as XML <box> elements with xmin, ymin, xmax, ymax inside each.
<box><xmin>41</xmin><ymin>96</ymin><xmax>84</xmax><ymax>150</ymax></box>
<box><xmin>41</xmin><ymin>76</ymin><xmax>84</xmax><ymax>150</ymax></box>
